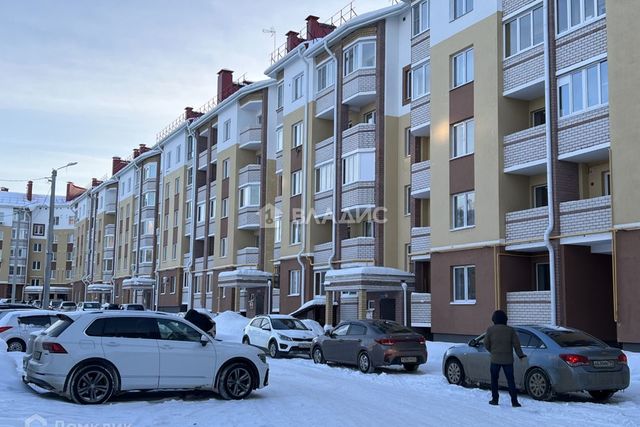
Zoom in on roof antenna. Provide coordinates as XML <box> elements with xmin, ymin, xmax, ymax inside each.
<box><xmin>262</xmin><ymin>27</ymin><xmax>276</xmax><ymax>52</ymax></box>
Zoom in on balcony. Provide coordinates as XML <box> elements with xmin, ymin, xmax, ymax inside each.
<box><xmin>195</xmin><ymin>222</ymin><xmax>206</xmax><ymax>240</ymax></box>
<box><xmin>239</xmin><ymin>127</ymin><xmax>262</xmax><ymax>151</ymax></box>
<box><xmin>275</xmin><ymin>152</ymin><xmax>283</xmax><ymax>172</ymax></box>
<box><xmin>411</xmin><ymin>95</ymin><xmax>431</xmax><ymax>136</ymax></box>
<box><xmin>238</xmin><ymin>206</ymin><xmax>260</xmax><ymax>230</ymax></box>
<box><xmin>313</xmin><ymin>242</ymin><xmax>333</xmax><ymax>268</ymax></box>
<box><xmin>104</xmin><ymin>188</ymin><xmax>117</xmax><ymax>214</ymax></box>
<box><xmin>237</xmin><ymin>247</ymin><xmax>259</xmax><ymax>267</ymax></box>
<box><xmin>183</xmin><ymin>253</ymin><xmax>191</xmax><ymax>268</ymax></box>
<box><xmin>194</xmin><ymin>256</ymin><xmax>204</xmax><ymax>272</ymax></box>
<box><xmin>197</xmin><ymin>184</ymin><xmax>207</xmax><ymax>203</ymax></box>
<box><xmin>559</xmin><ymin>196</ymin><xmax>612</xmax><ymax>252</ymax></box>
<box><xmin>315</xmin><ymin>136</ymin><xmax>334</xmax><ymax>164</ymax></box>
<box><xmin>503</xmin><ymin>124</ymin><xmax>547</xmax><ymax>175</ymax></box>
<box><xmin>342</xmin><ymin>69</ymin><xmax>376</xmax><ymax>107</ymax></box>
<box><xmin>238</xmin><ymin>164</ymin><xmax>261</xmax><ymax>186</ymax></box>
<box><xmin>506</xmin><ymin>291</ymin><xmax>551</xmax><ymax>325</ymax></box>
<box><xmin>410</xmin><ymin>160</ymin><xmax>431</xmax><ymax>199</ymax></box>
<box><xmin>198</xmin><ymin>150</ymin><xmax>208</xmax><ymax>171</ymax></box>
<box><xmin>503</xmin><ymin>44</ymin><xmax>545</xmax><ymax>99</ymax></box>
<box><xmin>505</xmin><ymin>206</ymin><xmax>548</xmax><ymax>250</ymax></box>
<box><xmin>341</xmin><ymin>182</ymin><xmax>375</xmax><ymax>213</ymax></box>
<box><xmin>410</xmin><ymin>227</ymin><xmax>431</xmax><ymax>261</ymax></box>
<box><xmin>342</xmin><ymin>123</ymin><xmax>375</xmax><ymax>155</ymax></box>
<box><xmin>315</xmin><ymin>86</ymin><xmax>335</xmax><ymax>119</ymax></box>
<box><xmin>410</xmin><ymin>292</ymin><xmax>431</xmax><ymax>328</ymax></box>
<box><xmin>314</xmin><ymin>191</ymin><xmax>333</xmax><ymax>218</ymax></box>
<box><xmin>558</xmin><ymin>106</ymin><xmax>610</xmax><ymax>163</ymax></box>
<box><xmin>411</xmin><ymin>29</ymin><xmax>430</xmax><ymax>63</ymax></box>
<box><xmin>340</xmin><ymin>237</ymin><xmax>375</xmax><ymax>267</ymax></box>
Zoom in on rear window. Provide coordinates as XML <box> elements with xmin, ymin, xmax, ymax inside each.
<box><xmin>542</xmin><ymin>329</ymin><xmax>606</xmax><ymax>348</ymax></box>
<box><xmin>87</xmin><ymin>317</ymin><xmax>157</xmax><ymax>339</ymax></box>
<box><xmin>18</xmin><ymin>315</ymin><xmax>52</xmax><ymax>328</ymax></box>
<box><xmin>371</xmin><ymin>320</ymin><xmax>414</xmax><ymax>334</ymax></box>
<box><xmin>46</xmin><ymin>317</ymin><xmax>73</xmax><ymax>337</ymax></box>
<box><xmin>84</xmin><ymin>303</ymin><xmax>100</xmax><ymax>309</ymax></box>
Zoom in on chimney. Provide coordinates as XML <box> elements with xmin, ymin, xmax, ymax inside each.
<box><xmin>218</xmin><ymin>69</ymin><xmax>241</xmax><ymax>102</ymax></box>
<box><xmin>133</xmin><ymin>148</ymin><xmax>140</xmax><ymax>158</ymax></box>
<box><xmin>138</xmin><ymin>144</ymin><xmax>150</xmax><ymax>155</ymax></box>
<box><xmin>91</xmin><ymin>178</ymin><xmax>102</xmax><ymax>188</ymax></box>
<box><xmin>306</xmin><ymin>15</ymin><xmax>335</xmax><ymax>40</ymax></box>
<box><xmin>184</xmin><ymin>106</ymin><xmax>203</xmax><ymax>120</ymax></box>
<box><xmin>286</xmin><ymin>31</ymin><xmax>304</xmax><ymax>52</ymax></box>
<box><xmin>65</xmin><ymin>182</ymin><xmax>86</xmax><ymax>201</ymax></box>
<box><xmin>26</xmin><ymin>180</ymin><xmax>33</xmax><ymax>201</ymax></box>
<box><xmin>112</xmin><ymin>156</ymin><xmax>129</xmax><ymax>175</ymax></box>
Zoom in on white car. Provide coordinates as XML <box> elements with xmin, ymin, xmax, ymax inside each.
<box><xmin>59</xmin><ymin>302</ymin><xmax>77</xmax><ymax>312</ymax></box>
<box><xmin>0</xmin><ymin>310</ymin><xmax>59</xmax><ymax>352</ymax></box>
<box><xmin>242</xmin><ymin>315</ymin><xmax>319</xmax><ymax>358</ymax></box>
<box><xmin>24</xmin><ymin>311</ymin><xmax>269</xmax><ymax>404</ymax></box>
<box><xmin>76</xmin><ymin>302</ymin><xmax>101</xmax><ymax>311</ymax></box>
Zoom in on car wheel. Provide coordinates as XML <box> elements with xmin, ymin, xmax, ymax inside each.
<box><xmin>312</xmin><ymin>346</ymin><xmax>325</xmax><ymax>364</ymax></box>
<box><xmin>268</xmin><ymin>340</ymin><xmax>280</xmax><ymax>359</ymax></box>
<box><xmin>6</xmin><ymin>339</ymin><xmax>25</xmax><ymax>352</ymax></box>
<box><xmin>589</xmin><ymin>390</ymin><xmax>616</xmax><ymax>402</ymax></box>
<box><xmin>70</xmin><ymin>364</ymin><xmax>115</xmax><ymax>405</ymax></box>
<box><xmin>358</xmin><ymin>351</ymin><xmax>374</xmax><ymax>374</ymax></box>
<box><xmin>403</xmin><ymin>363</ymin><xmax>419</xmax><ymax>372</ymax></box>
<box><xmin>525</xmin><ymin>368</ymin><xmax>553</xmax><ymax>401</ymax></box>
<box><xmin>218</xmin><ymin>363</ymin><xmax>254</xmax><ymax>400</ymax></box>
<box><xmin>242</xmin><ymin>336</ymin><xmax>250</xmax><ymax>345</ymax></box>
<box><xmin>445</xmin><ymin>358</ymin><xmax>465</xmax><ymax>386</ymax></box>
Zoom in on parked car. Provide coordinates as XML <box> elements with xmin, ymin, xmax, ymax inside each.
<box><xmin>30</xmin><ymin>300</ymin><xmax>42</xmax><ymax>308</ymax></box>
<box><xmin>243</xmin><ymin>315</ymin><xmax>318</xmax><ymax>358</ymax></box>
<box><xmin>120</xmin><ymin>304</ymin><xmax>145</xmax><ymax>311</ymax></box>
<box><xmin>101</xmin><ymin>303</ymin><xmax>121</xmax><ymax>310</ymax></box>
<box><xmin>311</xmin><ymin>319</ymin><xmax>427</xmax><ymax>373</ymax></box>
<box><xmin>0</xmin><ymin>303</ymin><xmax>35</xmax><ymax>311</ymax></box>
<box><xmin>23</xmin><ymin>311</ymin><xmax>269</xmax><ymax>404</ymax></box>
<box><xmin>76</xmin><ymin>302</ymin><xmax>101</xmax><ymax>311</ymax></box>
<box><xmin>49</xmin><ymin>300</ymin><xmax>63</xmax><ymax>310</ymax></box>
<box><xmin>0</xmin><ymin>310</ymin><xmax>59</xmax><ymax>352</ymax></box>
<box><xmin>442</xmin><ymin>325</ymin><xmax>630</xmax><ymax>402</ymax></box>
<box><xmin>59</xmin><ymin>302</ymin><xmax>77</xmax><ymax>312</ymax></box>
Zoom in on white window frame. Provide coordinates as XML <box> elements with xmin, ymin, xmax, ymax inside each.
<box><xmin>315</xmin><ymin>162</ymin><xmax>334</xmax><ymax>194</ymax></box>
<box><xmin>535</xmin><ymin>262</ymin><xmax>550</xmax><ymax>291</ymax></box>
<box><xmin>292</xmin><ymin>74</ymin><xmax>303</xmax><ymax>101</ymax></box>
<box><xmin>504</xmin><ymin>5</ymin><xmax>544</xmax><ymax>58</ymax></box>
<box><xmin>142</xmin><ymin>191</ymin><xmax>156</xmax><ymax>208</ymax></box>
<box><xmin>222</xmin><ymin>158</ymin><xmax>230</xmax><ymax>179</ymax></box>
<box><xmin>220</xmin><ymin>237</ymin><xmax>228</xmax><ymax>257</ymax></box>
<box><xmin>450</xmin><ymin>118</ymin><xmax>475</xmax><ymax>159</ymax></box>
<box><xmin>404</xmin><ymin>185</ymin><xmax>412</xmax><ymax>216</ymax></box>
<box><xmin>452</xmin><ymin>0</ymin><xmax>473</xmax><ymax>21</ymax></box>
<box><xmin>291</xmin><ymin>170</ymin><xmax>303</xmax><ymax>196</ymax></box>
<box><xmin>275</xmin><ymin>126</ymin><xmax>284</xmax><ymax>152</ymax></box>
<box><xmin>451</xmin><ymin>191</ymin><xmax>475</xmax><ymax>229</ymax></box>
<box><xmin>221</xmin><ymin>198</ymin><xmax>229</xmax><ymax>218</ymax></box>
<box><xmin>558</xmin><ymin>59</ymin><xmax>608</xmax><ymax>118</ymax></box>
<box><xmin>196</xmin><ymin>203</ymin><xmax>205</xmax><ymax>223</ymax></box>
<box><xmin>209</xmin><ymin>199</ymin><xmax>216</xmax><ymax>219</ymax></box>
<box><xmin>290</xmin><ymin>220</ymin><xmax>302</xmax><ymax>245</ymax></box>
<box><xmin>276</xmin><ymin>81</ymin><xmax>284</xmax><ymax>109</ymax></box>
<box><xmin>342</xmin><ymin>154</ymin><xmax>359</xmax><ymax>185</ymax></box>
<box><xmin>239</xmin><ymin>185</ymin><xmax>260</xmax><ymax>208</ymax></box>
<box><xmin>411</xmin><ymin>59</ymin><xmax>431</xmax><ymax>100</ymax></box>
<box><xmin>412</xmin><ymin>0</ymin><xmax>430</xmax><ymax>36</ymax></box>
<box><xmin>452</xmin><ymin>265</ymin><xmax>476</xmax><ymax>303</ymax></box>
<box><xmin>343</xmin><ymin>39</ymin><xmax>376</xmax><ymax>76</ymax></box>
<box><xmin>289</xmin><ymin>270</ymin><xmax>301</xmax><ymax>296</ymax></box>
<box><xmin>274</xmin><ymin>218</ymin><xmax>282</xmax><ymax>244</ymax></box>
<box><xmin>316</xmin><ymin>60</ymin><xmax>335</xmax><ymax>93</ymax></box>
<box><xmin>452</xmin><ymin>48</ymin><xmax>474</xmax><ymax>88</ymax></box>
<box><xmin>292</xmin><ymin>122</ymin><xmax>303</xmax><ymax>148</ymax></box>
<box><xmin>223</xmin><ymin>120</ymin><xmax>231</xmax><ymax>141</ymax></box>
<box><xmin>556</xmin><ymin>0</ymin><xmax>606</xmax><ymax>36</ymax></box>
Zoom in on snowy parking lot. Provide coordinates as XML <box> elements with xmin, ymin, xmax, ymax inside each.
<box><xmin>1</xmin><ymin>312</ymin><xmax>638</xmax><ymax>427</ymax></box>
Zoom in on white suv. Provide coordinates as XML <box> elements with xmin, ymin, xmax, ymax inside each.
<box><xmin>24</xmin><ymin>311</ymin><xmax>269</xmax><ymax>404</ymax></box>
<box><xmin>0</xmin><ymin>310</ymin><xmax>59</xmax><ymax>352</ymax></box>
<box><xmin>242</xmin><ymin>315</ymin><xmax>319</xmax><ymax>358</ymax></box>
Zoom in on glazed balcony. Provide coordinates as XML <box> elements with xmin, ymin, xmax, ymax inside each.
<box><xmin>238</xmin><ymin>164</ymin><xmax>261</xmax><ymax>186</ymax></box>
<box><xmin>237</xmin><ymin>205</ymin><xmax>260</xmax><ymax>230</ymax></box>
<box><xmin>411</xmin><ymin>160</ymin><xmax>431</xmax><ymax>199</ymax></box>
<box><xmin>342</xmin><ymin>123</ymin><xmax>375</xmax><ymax>155</ymax></box>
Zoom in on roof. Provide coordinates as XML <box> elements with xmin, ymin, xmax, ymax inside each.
<box><xmin>0</xmin><ymin>191</ymin><xmax>67</xmax><ymax>209</ymax></box>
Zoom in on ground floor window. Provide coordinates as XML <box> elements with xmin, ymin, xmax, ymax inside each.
<box><xmin>452</xmin><ymin>265</ymin><xmax>476</xmax><ymax>303</ymax></box>
<box><xmin>536</xmin><ymin>262</ymin><xmax>550</xmax><ymax>291</ymax></box>
<box><xmin>289</xmin><ymin>270</ymin><xmax>301</xmax><ymax>296</ymax></box>
<box><xmin>314</xmin><ymin>271</ymin><xmax>326</xmax><ymax>296</ymax></box>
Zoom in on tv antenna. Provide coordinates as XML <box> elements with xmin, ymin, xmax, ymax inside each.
<box><xmin>262</xmin><ymin>27</ymin><xmax>276</xmax><ymax>52</ymax></box>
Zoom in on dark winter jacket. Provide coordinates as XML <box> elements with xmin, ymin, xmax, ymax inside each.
<box><xmin>484</xmin><ymin>324</ymin><xmax>525</xmax><ymax>365</ymax></box>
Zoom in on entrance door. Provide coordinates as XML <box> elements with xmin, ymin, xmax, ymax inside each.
<box><xmin>255</xmin><ymin>289</ymin><xmax>265</xmax><ymax>315</ymax></box>
<box><xmin>379</xmin><ymin>298</ymin><xmax>396</xmax><ymax>321</ymax></box>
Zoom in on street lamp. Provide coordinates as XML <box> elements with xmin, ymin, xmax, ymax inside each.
<box><xmin>42</xmin><ymin>162</ymin><xmax>78</xmax><ymax>308</ymax></box>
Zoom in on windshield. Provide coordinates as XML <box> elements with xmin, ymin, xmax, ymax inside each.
<box><xmin>271</xmin><ymin>318</ymin><xmax>308</xmax><ymax>331</ymax></box>
<box><xmin>542</xmin><ymin>329</ymin><xmax>606</xmax><ymax>348</ymax></box>
<box><xmin>127</xmin><ymin>305</ymin><xmax>144</xmax><ymax>311</ymax></box>
<box><xmin>84</xmin><ymin>303</ymin><xmax>100</xmax><ymax>308</ymax></box>
<box><xmin>371</xmin><ymin>320</ymin><xmax>414</xmax><ymax>335</ymax></box>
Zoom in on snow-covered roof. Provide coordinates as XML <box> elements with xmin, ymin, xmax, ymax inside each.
<box><xmin>0</xmin><ymin>191</ymin><xmax>67</xmax><ymax>209</ymax></box>
<box><xmin>289</xmin><ymin>296</ymin><xmax>337</xmax><ymax>317</ymax></box>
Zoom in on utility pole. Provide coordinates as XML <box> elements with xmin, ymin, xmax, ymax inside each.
<box><xmin>42</xmin><ymin>168</ymin><xmax>57</xmax><ymax>309</ymax></box>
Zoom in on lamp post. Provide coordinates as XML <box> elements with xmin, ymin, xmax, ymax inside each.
<box><xmin>42</xmin><ymin>162</ymin><xmax>77</xmax><ymax>308</ymax></box>
<box><xmin>401</xmin><ymin>281</ymin><xmax>408</xmax><ymax>326</ymax></box>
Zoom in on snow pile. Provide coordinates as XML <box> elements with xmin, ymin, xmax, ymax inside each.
<box><xmin>214</xmin><ymin>311</ymin><xmax>250</xmax><ymax>342</ymax></box>
<box><xmin>0</xmin><ymin>337</ymin><xmax>6</xmax><ymax>352</ymax></box>
<box><xmin>300</xmin><ymin>319</ymin><xmax>324</xmax><ymax>336</ymax></box>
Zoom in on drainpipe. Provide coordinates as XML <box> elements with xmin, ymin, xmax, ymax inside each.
<box><xmin>542</xmin><ymin>0</ymin><xmax>557</xmax><ymax>326</ymax></box>
<box><xmin>322</xmin><ymin>40</ymin><xmax>339</xmax><ymax>272</ymax></box>
<box><xmin>87</xmin><ymin>190</ymin><xmax>98</xmax><ymax>301</ymax></box>
<box><xmin>401</xmin><ymin>281</ymin><xmax>408</xmax><ymax>326</ymax></box>
<box><xmin>296</xmin><ymin>46</ymin><xmax>312</xmax><ymax>308</ymax></box>
<box><xmin>186</xmin><ymin>123</ymin><xmax>198</xmax><ymax>310</ymax></box>
<box><xmin>133</xmin><ymin>162</ymin><xmax>142</xmax><ymax>305</ymax></box>
<box><xmin>154</xmin><ymin>144</ymin><xmax>166</xmax><ymax>312</ymax></box>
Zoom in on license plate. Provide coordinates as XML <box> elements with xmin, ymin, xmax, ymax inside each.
<box><xmin>34</xmin><ymin>351</ymin><xmax>41</xmax><ymax>361</ymax></box>
<box><xmin>401</xmin><ymin>357</ymin><xmax>417</xmax><ymax>363</ymax></box>
<box><xmin>592</xmin><ymin>360</ymin><xmax>615</xmax><ymax>368</ymax></box>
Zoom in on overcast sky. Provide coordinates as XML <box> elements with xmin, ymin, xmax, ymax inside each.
<box><xmin>0</xmin><ymin>0</ymin><xmax>393</xmax><ymax>196</ymax></box>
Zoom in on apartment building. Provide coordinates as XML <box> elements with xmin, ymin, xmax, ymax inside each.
<box><xmin>0</xmin><ymin>185</ymin><xmax>74</xmax><ymax>302</ymax></box>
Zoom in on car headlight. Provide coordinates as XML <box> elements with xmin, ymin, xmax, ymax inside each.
<box><xmin>258</xmin><ymin>352</ymin><xmax>267</xmax><ymax>364</ymax></box>
<box><xmin>278</xmin><ymin>334</ymin><xmax>293</xmax><ymax>341</ymax></box>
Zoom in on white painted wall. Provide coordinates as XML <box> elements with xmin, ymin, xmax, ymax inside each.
<box><xmin>430</xmin><ymin>0</ymin><xmax>501</xmax><ymax>47</ymax></box>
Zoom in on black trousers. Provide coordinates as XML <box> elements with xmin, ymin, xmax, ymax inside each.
<box><xmin>490</xmin><ymin>363</ymin><xmax>518</xmax><ymax>402</ymax></box>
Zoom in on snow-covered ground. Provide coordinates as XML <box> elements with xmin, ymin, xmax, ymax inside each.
<box><xmin>0</xmin><ymin>312</ymin><xmax>638</xmax><ymax>427</ymax></box>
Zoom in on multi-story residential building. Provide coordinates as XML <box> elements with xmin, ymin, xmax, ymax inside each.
<box><xmin>0</xmin><ymin>184</ymin><xmax>74</xmax><ymax>302</ymax></box>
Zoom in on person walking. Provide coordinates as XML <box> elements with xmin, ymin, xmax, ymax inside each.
<box><xmin>484</xmin><ymin>310</ymin><xmax>526</xmax><ymax>407</ymax></box>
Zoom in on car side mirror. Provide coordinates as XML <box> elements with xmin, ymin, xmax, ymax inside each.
<box><xmin>468</xmin><ymin>338</ymin><xmax>477</xmax><ymax>347</ymax></box>
<box><xmin>200</xmin><ymin>334</ymin><xmax>209</xmax><ymax>347</ymax></box>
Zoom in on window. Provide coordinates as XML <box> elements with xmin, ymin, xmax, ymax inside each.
<box><xmin>187</xmin><ymin>136</ymin><xmax>194</xmax><ymax>160</ymax></box>
<box><xmin>404</xmin><ymin>185</ymin><xmax>412</xmax><ymax>215</ymax></box>
<box><xmin>33</xmin><ymin>224</ymin><xmax>45</xmax><ymax>236</ymax></box>
<box><xmin>143</xmin><ymin>164</ymin><xmax>156</xmax><ymax>180</ymax></box>
<box><xmin>531</xmin><ymin>109</ymin><xmax>546</xmax><ymax>126</ymax></box>
<box><xmin>30</xmin><ymin>279</ymin><xmax>40</xmax><ymax>286</ymax></box>
<box><xmin>239</xmin><ymin>185</ymin><xmax>260</xmax><ymax>208</ymax></box>
<box><xmin>342</xmin><ymin>154</ymin><xmax>359</xmax><ymax>185</ymax></box>
<box><xmin>165</xmin><ymin>151</ymin><xmax>172</xmax><ymax>171</ymax></box>
<box><xmin>402</xmin><ymin>66</ymin><xmax>412</xmax><ymax>104</ymax></box>
<box><xmin>404</xmin><ymin>128</ymin><xmax>412</xmax><ymax>157</ymax></box>
<box><xmin>292</xmin><ymin>74</ymin><xmax>303</xmax><ymax>101</ymax></box>
<box><xmin>104</xmin><ymin>259</ymin><xmax>113</xmax><ymax>272</ymax></box>
<box><xmin>196</xmin><ymin>203</ymin><xmax>205</xmax><ymax>223</ymax></box>
<box><xmin>316</xmin><ymin>60</ymin><xmax>335</xmax><ymax>92</ymax></box>
<box><xmin>223</xmin><ymin>120</ymin><xmax>231</xmax><ymax>141</ymax></box>
<box><xmin>89</xmin><ymin>317</ymin><xmax>157</xmax><ymax>339</ymax></box>
<box><xmin>558</xmin><ymin>60</ymin><xmax>608</xmax><ymax>117</ymax></box>
<box><xmin>557</xmin><ymin>0</ymin><xmax>606</xmax><ymax>34</ymax></box>
<box><xmin>452</xmin><ymin>265</ymin><xmax>476</xmax><ymax>302</ymax></box>
<box><xmin>53</xmin><ymin>216</ymin><xmax>60</xmax><ymax>226</ymax></box>
<box><xmin>362</xmin><ymin>221</ymin><xmax>374</xmax><ymax>238</ymax></box>
<box><xmin>314</xmin><ymin>271</ymin><xmax>326</xmax><ymax>296</ymax></box>
<box><xmin>363</xmin><ymin>110</ymin><xmax>376</xmax><ymax>124</ymax></box>
<box><xmin>142</xmin><ymin>219</ymin><xmax>155</xmax><ymax>235</ymax></box>
<box><xmin>220</xmin><ymin>237</ymin><xmax>228</xmax><ymax>257</ymax></box>
<box><xmin>206</xmin><ymin>275</ymin><xmax>212</xmax><ymax>293</ymax></box>
<box><xmin>209</xmin><ymin>199</ymin><xmax>216</xmax><ymax>219</ymax></box>
<box><xmin>332</xmin><ymin>323</ymin><xmax>350</xmax><ymax>336</ymax></box>
<box><xmin>289</xmin><ymin>270</ymin><xmax>301</xmax><ymax>295</ymax></box>
<box><xmin>33</xmin><ymin>243</ymin><xmax>42</xmax><ymax>252</ymax></box>
<box><xmin>536</xmin><ymin>263</ymin><xmax>551</xmax><ymax>291</ymax></box>
<box><xmin>174</xmin><ymin>177</ymin><xmax>180</xmax><ymax>195</ymax></box>
<box><xmin>603</xmin><ymin>171</ymin><xmax>611</xmax><ymax>196</ymax></box>
<box><xmin>276</xmin><ymin>81</ymin><xmax>284</xmax><ymax>109</ymax></box>
<box><xmin>452</xmin><ymin>48</ymin><xmax>474</xmax><ymax>88</ymax></box>
<box><xmin>187</xmin><ymin>167</ymin><xmax>193</xmax><ymax>186</ymax></box>
<box><xmin>276</xmin><ymin>127</ymin><xmax>284</xmax><ymax>152</ymax></box>
<box><xmin>505</xmin><ymin>6</ymin><xmax>544</xmax><ymax>58</ymax></box>
<box><xmin>292</xmin><ymin>122</ymin><xmax>303</xmax><ymax>148</ymax></box>
<box><xmin>32</xmin><ymin>261</ymin><xmax>41</xmax><ymax>270</ymax></box>
<box><xmin>451</xmin><ymin>118</ymin><xmax>475</xmax><ymax>158</ymax></box>
<box><xmin>452</xmin><ymin>191</ymin><xmax>475</xmax><ymax>229</ymax></box>
<box><xmin>348</xmin><ymin>324</ymin><xmax>367</xmax><ymax>336</ymax></box>
<box><xmin>315</xmin><ymin>163</ymin><xmax>334</xmax><ymax>193</ymax></box>
<box><xmin>139</xmin><ymin>248</ymin><xmax>153</xmax><ymax>264</ymax></box>
<box><xmin>452</xmin><ymin>0</ymin><xmax>473</xmax><ymax>20</ymax></box>
<box><xmin>222</xmin><ymin>158</ymin><xmax>230</xmax><ymax>179</ymax></box>
<box><xmin>343</xmin><ymin>40</ymin><xmax>376</xmax><ymax>76</ymax></box>
<box><xmin>533</xmin><ymin>185</ymin><xmax>548</xmax><ymax>208</ymax></box>
<box><xmin>19</xmin><ymin>315</ymin><xmax>53</xmax><ymax>328</ymax></box>
<box><xmin>164</xmin><ymin>182</ymin><xmax>171</xmax><ymax>199</ymax></box>
<box><xmin>142</xmin><ymin>191</ymin><xmax>156</xmax><ymax>208</ymax></box>
<box><xmin>185</xmin><ymin>200</ymin><xmax>192</xmax><ymax>220</ymax></box>
<box><xmin>175</xmin><ymin>145</ymin><xmax>181</xmax><ymax>164</ymax></box>
<box><xmin>290</xmin><ymin>220</ymin><xmax>302</xmax><ymax>245</ymax></box>
<box><xmin>412</xmin><ymin>61</ymin><xmax>431</xmax><ymax>100</ymax></box>
<box><xmin>170</xmin><ymin>276</ymin><xmax>176</xmax><ymax>293</ymax></box>
<box><xmin>274</xmin><ymin>218</ymin><xmax>282</xmax><ymax>244</ymax></box>
<box><xmin>412</xmin><ymin>0</ymin><xmax>430</xmax><ymax>36</ymax></box>
<box><xmin>157</xmin><ymin>318</ymin><xmax>202</xmax><ymax>342</ymax></box>
<box><xmin>291</xmin><ymin>170</ymin><xmax>303</xmax><ymax>196</ymax></box>
<box><xmin>221</xmin><ymin>198</ymin><xmax>229</xmax><ymax>218</ymax></box>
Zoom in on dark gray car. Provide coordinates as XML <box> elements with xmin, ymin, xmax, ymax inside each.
<box><xmin>443</xmin><ymin>325</ymin><xmax>630</xmax><ymax>401</ymax></box>
<box><xmin>311</xmin><ymin>320</ymin><xmax>427</xmax><ymax>373</ymax></box>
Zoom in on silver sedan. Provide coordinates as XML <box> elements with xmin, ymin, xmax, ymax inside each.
<box><xmin>442</xmin><ymin>325</ymin><xmax>630</xmax><ymax>401</ymax></box>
